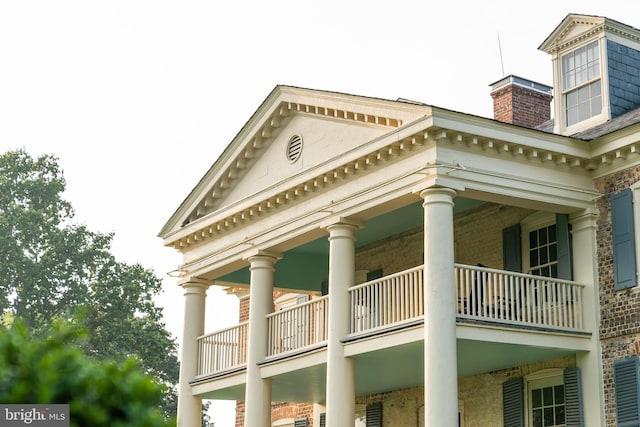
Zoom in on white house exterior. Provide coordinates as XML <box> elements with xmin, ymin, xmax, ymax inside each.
<box><xmin>160</xmin><ymin>14</ymin><xmax>640</xmax><ymax>426</ymax></box>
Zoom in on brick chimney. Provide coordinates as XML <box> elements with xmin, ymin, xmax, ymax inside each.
<box><xmin>490</xmin><ymin>75</ymin><xmax>553</xmax><ymax>128</ymax></box>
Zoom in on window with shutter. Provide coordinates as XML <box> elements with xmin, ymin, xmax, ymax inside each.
<box><xmin>319</xmin><ymin>413</ymin><xmax>325</xmax><ymax>427</ymax></box>
<box><xmin>365</xmin><ymin>402</ymin><xmax>382</xmax><ymax>427</ymax></box>
<box><xmin>503</xmin><ymin>377</ymin><xmax>524</xmax><ymax>427</ymax></box>
<box><xmin>293</xmin><ymin>418</ymin><xmax>308</xmax><ymax>427</ymax></box>
<box><xmin>563</xmin><ymin>367</ymin><xmax>584</xmax><ymax>427</ymax></box>
<box><xmin>611</xmin><ymin>189</ymin><xmax>638</xmax><ymax>290</ymax></box>
<box><xmin>614</xmin><ymin>356</ymin><xmax>640</xmax><ymax>427</ymax></box>
<box><xmin>503</xmin><ymin>224</ymin><xmax>522</xmax><ymax>272</ymax></box>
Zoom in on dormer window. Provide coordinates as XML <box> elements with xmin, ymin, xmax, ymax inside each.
<box><xmin>562</xmin><ymin>41</ymin><xmax>602</xmax><ymax>126</ymax></box>
<box><xmin>540</xmin><ymin>14</ymin><xmax>640</xmax><ymax>136</ymax></box>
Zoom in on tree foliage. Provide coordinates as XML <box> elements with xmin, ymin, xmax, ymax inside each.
<box><xmin>0</xmin><ymin>149</ymin><xmax>179</xmax><ymax>417</ymax></box>
<box><xmin>0</xmin><ymin>320</ymin><xmax>174</xmax><ymax>426</ymax></box>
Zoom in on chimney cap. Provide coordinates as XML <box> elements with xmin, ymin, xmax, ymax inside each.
<box><xmin>489</xmin><ymin>74</ymin><xmax>552</xmax><ymax>96</ymax></box>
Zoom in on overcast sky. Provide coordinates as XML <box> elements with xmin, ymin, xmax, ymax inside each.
<box><xmin>0</xmin><ymin>1</ymin><xmax>633</xmax><ymax>425</ymax></box>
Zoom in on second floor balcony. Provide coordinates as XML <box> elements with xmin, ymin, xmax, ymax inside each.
<box><xmin>195</xmin><ymin>263</ymin><xmax>586</xmax><ymax>379</ymax></box>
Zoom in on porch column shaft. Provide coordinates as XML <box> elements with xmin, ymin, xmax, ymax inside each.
<box><xmin>420</xmin><ymin>187</ymin><xmax>458</xmax><ymax>427</ymax></box>
<box><xmin>244</xmin><ymin>253</ymin><xmax>277</xmax><ymax>427</ymax></box>
<box><xmin>325</xmin><ymin>222</ymin><xmax>358</xmax><ymax>427</ymax></box>
<box><xmin>570</xmin><ymin>209</ymin><xmax>605</xmax><ymax>427</ymax></box>
<box><xmin>177</xmin><ymin>281</ymin><xmax>208</xmax><ymax>427</ymax></box>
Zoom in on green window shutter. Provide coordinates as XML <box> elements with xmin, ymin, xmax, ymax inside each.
<box><xmin>366</xmin><ymin>269</ymin><xmax>383</xmax><ymax>281</ymax></box>
<box><xmin>366</xmin><ymin>402</ymin><xmax>382</xmax><ymax>427</ymax></box>
<box><xmin>502</xmin><ymin>224</ymin><xmax>522</xmax><ymax>272</ymax></box>
<box><xmin>503</xmin><ymin>377</ymin><xmax>524</xmax><ymax>427</ymax></box>
<box><xmin>556</xmin><ymin>213</ymin><xmax>573</xmax><ymax>280</ymax></box>
<box><xmin>564</xmin><ymin>367</ymin><xmax>584</xmax><ymax>427</ymax></box>
<box><xmin>319</xmin><ymin>413</ymin><xmax>326</xmax><ymax>427</ymax></box>
<box><xmin>612</xmin><ymin>189</ymin><xmax>637</xmax><ymax>290</ymax></box>
<box><xmin>615</xmin><ymin>356</ymin><xmax>640</xmax><ymax>427</ymax></box>
<box><xmin>294</xmin><ymin>418</ymin><xmax>308</xmax><ymax>427</ymax></box>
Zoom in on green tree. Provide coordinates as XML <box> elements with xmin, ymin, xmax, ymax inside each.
<box><xmin>0</xmin><ymin>149</ymin><xmax>179</xmax><ymax>418</ymax></box>
<box><xmin>0</xmin><ymin>320</ymin><xmax>173</xmax><ymax>426</ymax></box>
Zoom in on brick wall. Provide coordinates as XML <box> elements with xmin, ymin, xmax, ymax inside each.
<box><xmin>595</xmin><ymin>165</ymin><xmax>640</xmax><ymax>426</ymax></box>
<box><xmin>354</xmin><ymin>356</ymin><xmax>575</xmax><ymax>427</ymax></box>
<box><xmin>491</xmin><ymin>84</ymin><xmax>552</xmax><ymax>129</ymax></box>
<box><xmin>355</xmin><ymin>203</ymin><xmax>533</xmax><ymax>273</ymax></box>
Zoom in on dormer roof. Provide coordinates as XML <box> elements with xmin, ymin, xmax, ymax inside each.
<box><xmin>539</xmin><ymin>14</ymin><xmax>640</xmax><ymax>54</ymax></box>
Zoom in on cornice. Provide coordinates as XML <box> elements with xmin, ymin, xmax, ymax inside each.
<box><xmin>165</xmin><ymin>112</ymin><xmax>628</xmax><ymax>252</ymax></box>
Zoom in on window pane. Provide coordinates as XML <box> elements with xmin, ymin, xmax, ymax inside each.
<box><xmin>533</xmin><ymin>409</ymin><xmax>543</xmax><ymax>427</ymax></box>
<box><xmin>530</xmin><ymin>251</ymin><xmax>539</xmax><ymax>267</ymax></box>
<box><xmin>549</xmin><ymin>225</ymin><xmax>556</xmax><ymax>242</ymax></box>
<box><xmin>543</xmin><ymin>407</ymin><xmax>554</xmax><ymax>426</ymax></box>
<box><xmin>592</xmin><ymin>95</ymin><xmax>602</xmax><ymax>115</ymax></box>
<box><xmin>532</xmin><ymin>389</ymin><xmax>542</xmax><ymax>407</ymax></box>
<box><xmin>549</xmin><ymin>244</ymin><xmax>557</xmax><ymax>263</ymax></box>
<box><xmin>530</xmin><ymin>230</ymin><xmax>538</xmax><ymax>247</ymax></box>
<box><xmin>540</xmin><ymin>248</ymin><xmax>549</xmax><ymax>265</ymax></box>
<box><xmin>567</xmin><ymin>106</ymin><xmax>578</xmax><ymax>126</ymax></box>
<box><xmin>554</xmin><ymin>385</ymin><xmax>565</xmax><ymax>404</ymax></box>
<box><xmin>543</xmin><ymin>386</ymin><xmax>553</xmax><ymax>405</ymax></box>
<box><xmin>555</xmin><ymin>405</ymin><xmax>566</xmax><ymax>424</ymax></box>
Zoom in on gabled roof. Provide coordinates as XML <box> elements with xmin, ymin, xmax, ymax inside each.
<box><xmin>539</xmin><ymin>13</ymin><xmax>640</xmax><ymax>54</ymax></box>
<box><xmin>158</xmin><ymin>86</ymin><xmax>430</xmax><ymax>240</ymax></box>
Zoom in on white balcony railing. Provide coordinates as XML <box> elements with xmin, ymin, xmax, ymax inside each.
<box><xmin>349</xmin><ymin>265</ymin><xmax>424</xmax><ymax>334</ymax></box>
<box><xmin>196</xmin><ymin>264</ymin><xmax>586</xmax><ymax>377</ymax></box>
<box><xmin>196</xmin><ymin>322</ymin><xmax>248</xmax><ymax>377</ymax></box>
<box><xmin>267</xmin><ymin>295</ymin><xmax>329</xmax><ymax>357</ymax></box>
<box><xmin>455</xmin><ymin>264</ymin><xmax>584</xmax><ymax>330</ymax></box>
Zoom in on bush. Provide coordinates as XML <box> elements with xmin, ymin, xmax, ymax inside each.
<box><xmin>0</xmin><ymin>321</ymin><xmax>174</xmax><ymax>426</ymax></box>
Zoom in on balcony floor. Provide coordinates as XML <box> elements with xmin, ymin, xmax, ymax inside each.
<box><xmin>196</xmin><ymin>319</ymin><xmax>592</xmax><ymax>403</ymax></box>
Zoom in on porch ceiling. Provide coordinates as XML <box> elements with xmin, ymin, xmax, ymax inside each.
<box><xmin>217</xmin><ymin>197</ymin><xmax>486</xmax><ymax>291</ymax></box>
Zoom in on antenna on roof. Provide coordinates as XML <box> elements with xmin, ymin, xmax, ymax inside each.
<box><xmin>497</xmin><ymin>32</ymin><xmax>505</xmax><ymax>77</ymax></box>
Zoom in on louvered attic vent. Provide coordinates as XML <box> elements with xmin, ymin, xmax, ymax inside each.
<box><xmin>287</xmin><ymin>134</ymin><xmax>303</xmax><ymax>162</ymax></box>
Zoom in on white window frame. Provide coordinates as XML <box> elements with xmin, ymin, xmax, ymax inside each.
<box><xmin>524</xmin><ymin>369</ymin><xmax>565</xmax><ymax>427</ymax></box>
<box><xmin>521</xmin><ymin>212</ymin><xmax>558</xmax><ymax>277</ymax></box>
<box><xmin>556</xmin><ymin>36</ymin><xmax>610</xmax><ymax>135</ymax></box>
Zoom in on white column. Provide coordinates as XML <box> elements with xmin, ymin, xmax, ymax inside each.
<box><xmin>325</xmin><ymin>221</ymin><xmax>359</xmax><ymax>427</ymax></box>
<box><xmin>570</xmin><ymin>209</ymin><xmax>605</xmax><ymax>427</ymax></box>
<box><xmin>244</xmin><ymin>252</ymin><xmax>278</xmax><ymax>427</ymax></box>
<box><xmin>177</xmin><ymin>281</ymin><xmax>208</xmax><ymax>427</ymax></box>
<box><xmin>420</xmin><ymin>187</ymin><xmax>458</xmax><ymax>427</ymax></box>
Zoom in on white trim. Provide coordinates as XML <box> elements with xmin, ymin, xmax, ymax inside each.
<box><xmin>524</xmin><ymin>369</ymin><xmax>565</xmax><ymax>427</ymax></box>
<box><xmin>272</xmin><ymin>418</ymin><xmax>295</xmax><ymax>427</ymax></box>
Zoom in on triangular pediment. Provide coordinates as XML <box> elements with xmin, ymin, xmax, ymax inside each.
<box><xmin>159</xmin><ymin>86</ymin><xmax>429</xmax><ymax>239</ymax></box>
<box><xmin>538</xmin><ymin>14</ymin><xmax>606</xmax><ymax>54</ymax></box>
<box><xmin>539</xmin><ymin>14</ymin><xmax>640</xmax><ymax>54</ymax></box>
